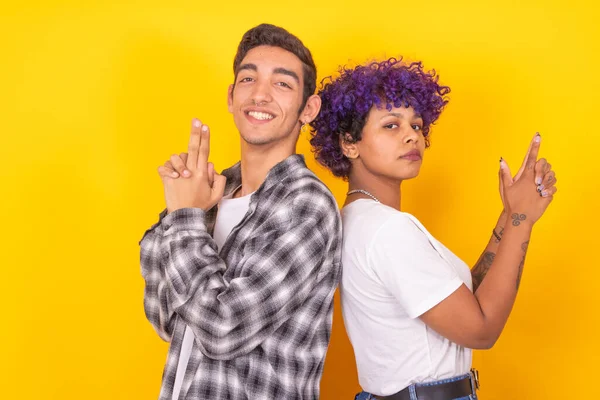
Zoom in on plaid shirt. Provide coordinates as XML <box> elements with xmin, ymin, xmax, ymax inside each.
<box><xmin>140</xmin><ymin>155</ymin><xmax>342</xmax><ymax>400</ymax></box>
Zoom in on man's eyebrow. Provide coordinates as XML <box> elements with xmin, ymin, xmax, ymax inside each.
<box><xmin>273</xmin><ymin>67</ymin><xmax>300</xmax><ymax>83</ymax></box>
<box><xmin>237</xmin><ymin>63</ymin><xmax>257</xmax><ymax>74</ymax></box>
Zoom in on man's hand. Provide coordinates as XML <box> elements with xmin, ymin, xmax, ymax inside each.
<box><xmin>158</xmin><ymin>119</ymin><xmax>226</xmax><ymax>212</ymax></box>
<box><xmin>158</xmin><ymin>152</ymin><xmax>191</xmax><ymax>179</ymax></box>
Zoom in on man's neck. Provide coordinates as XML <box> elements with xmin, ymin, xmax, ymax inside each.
<box><xmin>236</xmin><ymin>141</ymin><xmax>297</xmax><ymax>198</ymax></box>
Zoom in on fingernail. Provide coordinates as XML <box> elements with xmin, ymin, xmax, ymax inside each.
<box><xmin>202</xmin><ymin>125</ymin><xmax>208</xmax><ymax>132</ymax></box>
<box><xmin>193</xmin><ymin>119</ymin><xmax>201</xmax><ymax>127</ymax></box>
<box><xmin>183</xmin><ymin>170</ymin><xmax>190</xmax><ymax>177</ymax></box>
<box><xmin>535</xmin><ymin>133</ymin><xmax>541</xmax><ymax>143</ymax></box>
<box><xmin>536</xmin><ymin>177</ymin><xmax>543</xmax><ymax>185</ymax></box>
<box><xmin>541</xmin><ymin>190</ymin><xmax>548</xmax><ymax>197</ymax></box>
<box><xmin>172</xmin><ymin>172</ymin><xmax>179</xmax><ymax>178</ymax></box>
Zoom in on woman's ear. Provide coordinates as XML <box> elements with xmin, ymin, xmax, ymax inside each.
<box><xmin>339</xmin><ymin>133</ymin><xmax>359</xmax><ymax>159</ymax></box>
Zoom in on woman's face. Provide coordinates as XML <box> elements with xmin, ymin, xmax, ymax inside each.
<box><xmin>348</xmin><ymin>104</ymin><xmax>426</xmax><ymax>182</ymax></box>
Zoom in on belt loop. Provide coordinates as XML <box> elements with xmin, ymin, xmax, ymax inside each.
<box><xmin>470</xmin><ymin>368</ymin><xmax>480</xmax><ymax>393</ymax></box>
<box><xmin>409</xmin><ymin>384</ymin><xmax>418</xmax><ymax>400</ymax></box>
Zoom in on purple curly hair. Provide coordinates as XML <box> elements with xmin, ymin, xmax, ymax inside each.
<box><xmin>309</xmin><ymin>57</ymin><xmax>450</xmax><ymax>178</ymax></box>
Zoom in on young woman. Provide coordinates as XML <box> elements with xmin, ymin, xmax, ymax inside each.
<box><xmin>310</xmin><ymin>58</ymin><xmax>557</xmax><ymax>400</ymax></box>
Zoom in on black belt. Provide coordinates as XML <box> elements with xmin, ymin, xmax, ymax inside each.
<box><xmin>374</xmin><ymin>370</ymin><xmax>479</xmax><ymax>400</ymax></box>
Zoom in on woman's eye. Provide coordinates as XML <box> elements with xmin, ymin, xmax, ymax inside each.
<box><xmin>384</xmin><ymin>123</ymin><xmax>399</xmax><ymax>129</ymax></box>
<box><xmin>412</xmin><ymin>124</ymin><xmax>423</xmax><ymax>131</ymax></box>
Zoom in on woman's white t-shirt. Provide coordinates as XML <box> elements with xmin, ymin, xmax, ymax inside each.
<box><xmin>341</xmin><ymin>199</ymin><xmax>473</xmax><ymax>396</ymax></box>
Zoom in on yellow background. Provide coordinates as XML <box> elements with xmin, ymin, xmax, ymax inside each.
<box><xmin>2</xmin><ymin>0</ymin><xmax>598</xmax><ymax>398</ymax></box>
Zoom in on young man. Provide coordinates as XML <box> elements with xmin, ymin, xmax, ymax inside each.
<box><xmin>140</xmin><ymin>24</ymin><xmax>342</xmax><ymax>400</ymax></box>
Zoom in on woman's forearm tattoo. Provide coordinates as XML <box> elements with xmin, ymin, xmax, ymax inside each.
<box><xmin>511</xmin><ymin>213</ymin><xmax>527</xmax><ymax>226</ymax></box>
<box><xmin>516</xmin><ymin>240</ymin><xmax>530</xmax><ymax>290</ymax></box>
<box><xmin>472</xmin><ymin>251</ymin><xmax>496</xmax><ymax>291</ymax></box>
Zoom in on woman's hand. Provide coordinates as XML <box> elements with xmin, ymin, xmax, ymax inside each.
<box><xmin>499</xmin><ymin>133</ymin><xmax>557</xmax><ymax>226</ymax></box>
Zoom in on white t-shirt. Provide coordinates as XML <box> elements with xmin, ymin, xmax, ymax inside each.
<box><xmin>172</xmin><ymin>189</ymin><xmax>252</xmax><ymax>400</ymax></box>
<box><xmin>340</xmin><ymin>199</ymin><xmax>473</xmax><ymax>396</ymax></box>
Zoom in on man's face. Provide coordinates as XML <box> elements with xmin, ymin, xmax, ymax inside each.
<box><xmin>228</xmin><ymin>45</ymin><xmax>306</xmax><ymax>147</ymax></box>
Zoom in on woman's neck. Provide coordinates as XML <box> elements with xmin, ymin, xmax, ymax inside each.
<box><xmin>345</xmin><ymin>172</ymin><xmax>402</xmax><ymax>211</ymax></box>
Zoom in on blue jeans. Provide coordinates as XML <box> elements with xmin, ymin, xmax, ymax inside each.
<box><xmin>354</xmin><ymin>373</ymin><xmax>477</xmax><ymax>400</ymax></box>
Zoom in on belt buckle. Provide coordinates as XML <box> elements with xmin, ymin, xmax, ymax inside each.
<box><xmin>470</xmin><ymin>368</ymin><xmax>480</xmax><ymax>391</ymax></box>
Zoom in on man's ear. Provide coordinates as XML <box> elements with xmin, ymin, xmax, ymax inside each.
<box><xmin>298</xmin><ymin>94</ymin><xmax>321</xmax><ymax>124</ymax></box>
<box><xmin>227</xmin><ymin>84</ymin><xmax>234</xmax><ymax>114</ymax></box>
<box><xmin>340</xmin><ymin>133</ymin><xmax>359</xmax><ymax>159</ymax></box>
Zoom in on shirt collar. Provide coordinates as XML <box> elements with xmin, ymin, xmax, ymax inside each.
<box><xmin>221</xmin><ymin>154</ymin><xmax>306</xmax><ymax>197</ymax></box>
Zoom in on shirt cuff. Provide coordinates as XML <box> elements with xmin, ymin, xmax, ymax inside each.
<box><xmin>161</xmin><ymin>208</ymin><xmax>208</xmax><ymax>234</ymax></box>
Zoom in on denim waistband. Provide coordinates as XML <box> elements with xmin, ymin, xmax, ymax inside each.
<box><xmin>355</xmin><ymin>372</ymin><xmax>477</xmax><ymax>400</ymax></box>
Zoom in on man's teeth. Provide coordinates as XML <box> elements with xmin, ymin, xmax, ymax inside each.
<box><xmin>248</xmin><ymin>111</ymin><xmax>274</xmax><ymax>120</ymax></box>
